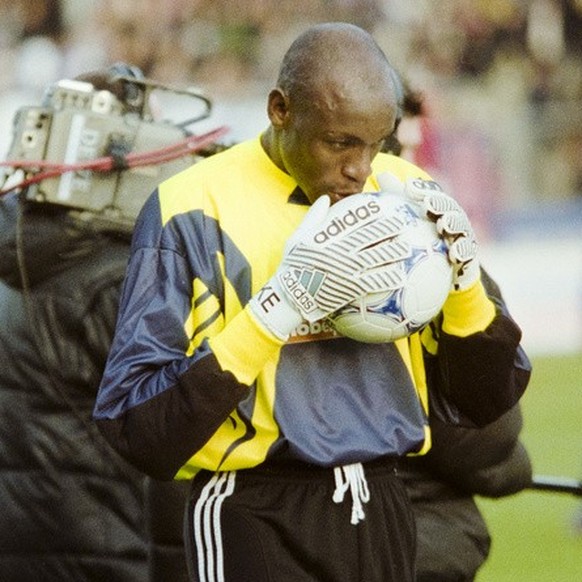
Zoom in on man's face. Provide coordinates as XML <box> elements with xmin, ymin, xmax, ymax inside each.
<box><xmin>276</xmin><ymin>87</ymin><xmax>396</xmax><ymax>204</ymax></box>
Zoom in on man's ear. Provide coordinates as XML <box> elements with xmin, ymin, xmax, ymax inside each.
<box><xmin>266</xmin><ymin>88</ymin><xmax>289</xmax><ymax>128</ymax></box>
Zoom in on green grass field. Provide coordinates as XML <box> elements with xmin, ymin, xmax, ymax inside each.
<box><xmin>476</xmin><ymin>352</ymin><xmax>582</xmax><ymax>581</ymax></box>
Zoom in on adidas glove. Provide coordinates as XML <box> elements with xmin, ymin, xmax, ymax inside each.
<box><xmin>249</xmin><ymin>192</ymin><xmax>412</xmax><ymax>340</ymax></box>
<box><xmin>378</xmin><ymin>173</ymin><xmax>480</xmax><ymax>291</ymax></box>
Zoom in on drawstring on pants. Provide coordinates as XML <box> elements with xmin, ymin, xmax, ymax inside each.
<box><xmin>332</xmin><ymin>462</ymin><xmax>370</xmax><ymax>525</ymax></box>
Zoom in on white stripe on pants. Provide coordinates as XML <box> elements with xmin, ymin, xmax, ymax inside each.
<box><xmin>192</xmin><ymin>471</ymin><xmax>237</xmax><ymax>582</ymax></box>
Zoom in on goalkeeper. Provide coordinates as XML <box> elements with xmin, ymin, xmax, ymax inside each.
<box><xmin>94</xmin><ymin>22</ymin><xmax>531</xmax><ymax>582</ymax></box>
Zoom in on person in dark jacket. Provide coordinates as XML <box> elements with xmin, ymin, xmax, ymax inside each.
<box><xmin>0</xmin><ymin>194</ymin><xmax>149</xmax><ymax>581</ymax></box>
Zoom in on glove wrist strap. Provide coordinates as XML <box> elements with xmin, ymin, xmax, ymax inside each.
<box><xmin>248</xmin><ymin>275</ymin><xmax>303</xmax><ymax>341</ymax></box>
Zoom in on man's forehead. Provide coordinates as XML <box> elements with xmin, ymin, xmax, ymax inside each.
<box><xmin>307</xmin><ymin>83</ymin><xmax>397</xmax><ymax>133</ymax></box>
<box><xmin>315</xmin><ymin>65</ymin><xmax>396</xmax><ymax>104</ymax></box>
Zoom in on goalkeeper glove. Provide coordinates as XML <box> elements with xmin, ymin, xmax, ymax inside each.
<box><xmin>378</xmin><ymin>173</ymin><xmax>480</xmax><ymax>291</ymax></box>
<box><xmin>249</xmin><ymin>192</ymin><xmax>412</xmax><ymax>340</ymax></box>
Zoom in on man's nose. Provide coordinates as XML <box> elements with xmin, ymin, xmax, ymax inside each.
<box><xmin>342</xmin><ymin>148</ymin><xmax>373</xmax><ymax>184</ymax></box>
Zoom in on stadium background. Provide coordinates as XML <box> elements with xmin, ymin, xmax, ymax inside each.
<box><xmin>1</xmin><ymin>1</ymin><xmax>581</xmax><ymax>579</ymax></box>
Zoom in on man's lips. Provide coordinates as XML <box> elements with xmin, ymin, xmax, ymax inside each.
<box><xmin>328</xmin><ymin>190</ymin><xmax>362</xmax><ymax>204</ymax></box>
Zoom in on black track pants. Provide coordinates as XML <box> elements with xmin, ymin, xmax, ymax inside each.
<box><xmin>184</xmin><ymin>460</ymin><xmax>416</xmax><ymax>582</ymax></box>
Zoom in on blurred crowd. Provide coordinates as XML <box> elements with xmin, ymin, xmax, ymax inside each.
<box><xmin>1</xmin><ymin>0</ymin><xmax>581</xmax><ymax>234</ymax></box>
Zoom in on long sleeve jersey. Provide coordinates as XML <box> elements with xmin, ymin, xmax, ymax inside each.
<box><xmin>93</xmin><ymin>137</ymin><xmax>531</xmax><ymax>481</ymax></box>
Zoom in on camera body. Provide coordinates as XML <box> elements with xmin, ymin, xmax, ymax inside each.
<box><xmin>6</xmin><ymin>78</ymin><xmax>206</xmax><ymax>231</ymax></box>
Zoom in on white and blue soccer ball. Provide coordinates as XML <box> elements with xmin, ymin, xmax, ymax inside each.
<box><xmin>328</xmin><ymin>193</ymin><xmax>453</xmax><ymax>343</ymax></box>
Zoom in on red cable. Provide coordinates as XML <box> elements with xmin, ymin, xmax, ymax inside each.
<box><xmin>0</xmin><ymin>126</ymin><xmax>229</xmax><ymax>195</ymax></box>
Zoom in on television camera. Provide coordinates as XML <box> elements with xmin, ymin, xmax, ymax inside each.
<box><xmin>0</xmin><ymin>71</ymin><xmax>228</xmax><ymax>232</ymax></box>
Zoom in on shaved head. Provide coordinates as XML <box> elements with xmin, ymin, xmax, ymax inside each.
<box><xmin>276</xmin><ymin>22</ymin><xmax>397</xmax><ymax>110</ymax></box>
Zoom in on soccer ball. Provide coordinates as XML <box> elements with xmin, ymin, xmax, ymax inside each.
<box><xmin>328</xmin><ymin>194</ymin><xmax>453</xmax><ymax>343</ymax></box>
